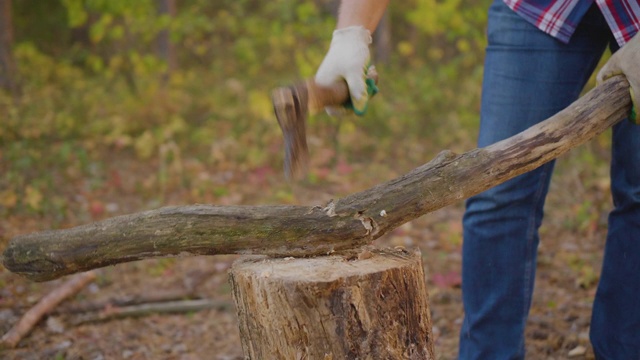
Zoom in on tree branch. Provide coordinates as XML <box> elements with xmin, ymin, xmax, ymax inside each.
<box><xmin>1</xmin><ymin>76</ymin><xmax>631</xmax><ymax>282</ymax></box>
<box><xmin>0</xmin><ymin>271</ymin><xmax>97</xmax><ymax>349</ymax></box>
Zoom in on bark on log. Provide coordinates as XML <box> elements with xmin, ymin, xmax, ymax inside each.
<box><xmin>229</xmin><ymin>247</ymin><xmax>435</xmax><ymax>360</ymax></box>
<box><xmin>0</xmin><ymin>76</ymin><xmax>632</xmax><ymax>282</ymax></box>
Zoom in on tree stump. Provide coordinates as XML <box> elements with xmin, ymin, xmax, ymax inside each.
<box><xmin>229</xmin><ymin>247</ymin><xmax>435</xmax><ymax>360</ymax></box>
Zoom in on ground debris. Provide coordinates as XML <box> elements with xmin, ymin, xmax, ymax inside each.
<box><xmin>568</xmin><ymin>345</ymin><xmax>587</xmax><ymax>357</ymax></box>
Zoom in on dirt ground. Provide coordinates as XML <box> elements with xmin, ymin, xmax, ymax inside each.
<box><xmin>0</xmin><ymin>145</ymin><xmax>609</xmax><ymax>359</ymax></box>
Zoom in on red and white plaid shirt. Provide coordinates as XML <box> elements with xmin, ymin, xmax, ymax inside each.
<box><xmin>504</xmin><ymin>0</ymin><xmax>640</xmax><ymax>45</ymax></box>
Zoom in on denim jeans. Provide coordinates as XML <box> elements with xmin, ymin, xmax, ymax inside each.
<box><xmin>459</xmin><ymin>1</ymin><xmax>640</xmax><ymax>359</ymax></box>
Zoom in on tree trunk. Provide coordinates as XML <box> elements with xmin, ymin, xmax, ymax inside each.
<box><xmin>1</xmin><ymin>76</ymin><xmax>631</xmax><ymax>282</ymax></box>
<box><xmin>229</xmin><ymin>247</ymin><xmax>435</xmax><ymax>360</ymax></box>
<box><xmin>156</xmin><ymin>0</ymin><xmax>176</xmax><ymax>82</ymax></box>
<box><xmin>0</xmin><ymin>0</ymin><xmax>18</xmax><ymax>94</ymax></box>
<box><xmin>374</xmin><ymin>10</ymin><xmax>391</xmax><ymax>65</ymax></box>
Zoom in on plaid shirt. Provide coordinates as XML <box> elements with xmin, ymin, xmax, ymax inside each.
<box><xmin>503</xmin><ymin>0</ymin><xmax>640</xmax><ymax>45</ymax></box>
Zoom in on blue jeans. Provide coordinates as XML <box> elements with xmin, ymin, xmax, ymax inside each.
<box><xmin>459</xmin><ymin>2</ymin><xmax>640</xmax><ymax>359</ymax></box>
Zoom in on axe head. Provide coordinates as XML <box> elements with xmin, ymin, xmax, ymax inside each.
<box><xmin>272</xmin><ymin>67</ymin><xmax>377</xmax><ymax>180</ymax></box>
<box><xmin>272</xmin><ymin>83</ymin><xmax>310</xmax><ymax>180</ymax></box>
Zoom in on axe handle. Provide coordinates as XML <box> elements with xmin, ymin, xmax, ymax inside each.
<box><xmin>272</xmin><ymin>68</ymin><xmax>378</xmax><ymax>179</ymax></box>
<box><xmin>305</xmin><ymin>80</ymin><xmax>351</xmax><ymax>114</ymax></box>
<box><xmin>305</xmin><ymin>68</ymin><xmax>378</xmax><ymax>113</ymax></box>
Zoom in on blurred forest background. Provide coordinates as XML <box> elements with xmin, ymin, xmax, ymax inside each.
<box><xmin>0</xmin><ymin>0</ymin><xmax>493</xmax><ymax>221</ymax></box>
<box><xmin>0</xmin><ymin>0</ymin><xmax>615</xmax><ymax>358</ymax></box>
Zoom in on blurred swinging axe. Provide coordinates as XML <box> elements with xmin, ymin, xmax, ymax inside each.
<box><xmin>272</xmin><ymin>66</ymin><xmax>378</xmax><ymax>179</ymax></box>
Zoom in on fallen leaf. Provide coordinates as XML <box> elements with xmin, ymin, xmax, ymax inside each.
<box><xmin>25</xmin><ymin>186</ymin><xmax>43</xmax><ymax>211</ymax></box>
<box><xmin>431</xmin><ymin>271</ymin><xmax>462</xmax><ymax>289</ymax></box>
<box><xmin>0</xmin><ymin>189</ymin><xmax>18</xmax><ymax>209</ymax></box>
<box><xmin>568</xmin><ymin>345</ymin><xmax>586</xmax><ymax>357</ymax></box>
<box><xmin>90</xmin><ymin>201</ymin><xmax>105</xmax><ymax>218</ymax></box>
<box><xmin>336</xmin><ymin>159</ymin><xmax>353</xmax><ymax>175</ymax></box>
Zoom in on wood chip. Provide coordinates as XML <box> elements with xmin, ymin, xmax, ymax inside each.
<box><xmin>568</xmin><ymin>345</ymin><xmax>587</xmax><ymax>357</ymax></box>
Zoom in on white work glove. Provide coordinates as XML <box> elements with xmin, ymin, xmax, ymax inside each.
<box><xmin>597</xmin><ymin>32</ymin><xmax>640</xmax><ymax>124</ymax></box>
<box><xmin>315</xmin><ymin>26</ymin><xmax>372</xmax><ymax>115</ymax></box>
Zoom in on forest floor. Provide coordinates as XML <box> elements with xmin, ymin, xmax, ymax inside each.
<box><xmin>0</xmin><ymin>129</ymin><xmax>612</xmax><ymax>359</ymax></box>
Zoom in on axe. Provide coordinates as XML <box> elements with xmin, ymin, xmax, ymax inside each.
<box><xmin>272</xmin><ymin>67</ymin><xmax>378</xmax><ymax>180</ymax></box>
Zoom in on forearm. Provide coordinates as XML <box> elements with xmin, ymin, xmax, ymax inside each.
<box><xmin>336</xmin><ymin>0</ymin><xmax>390</xmax><ymax>32</ymax></box>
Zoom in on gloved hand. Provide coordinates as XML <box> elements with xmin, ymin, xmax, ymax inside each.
<box><xmin>315</xmin><ymin>26</ymin><xmax>372</xmax><ymax>115</ymax></box>
<box><xmin>597</xmin><ymin>33</ymin><xmax>640</xmax><ymax>124</ymax></box>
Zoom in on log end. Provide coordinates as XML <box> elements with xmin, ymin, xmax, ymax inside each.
<box><xmin>2</xmin><ymin>254</ymin><xmax>46</xmax><ymax>282</ymax></box>
<box><xmin>1</xmin><ymin>236</ymin><xmax>71</xmax><ymax>282</ymax></box>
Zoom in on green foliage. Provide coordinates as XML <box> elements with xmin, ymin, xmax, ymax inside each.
<box><xmin>4</xmin><ymin>0</ymin><xmax>491</xmax><ymax>144</ymax></box>
<box><xmin>7</xmin><ymin>0</ymin><xmax>610</xmax><ymax>219</ymax></box>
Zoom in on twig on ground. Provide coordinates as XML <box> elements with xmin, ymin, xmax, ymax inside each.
<box><xmin>0</xmin><ymin>271</ymin><xmax>97</xmax><ymax>349</ymax></box>
<box><xmin>69</xmin><ymin>298</ymin><xmax>231</xmax><ymax>325</ymax></box>
<box><xmin>55</xmin><ymin>266</ymin><xmax>224</xmax><ymax>315</ymax></box>
<box><xmin>54</xmin><ymin>289</ymin><xmax>202</xmax><ymax>315</ymax></box>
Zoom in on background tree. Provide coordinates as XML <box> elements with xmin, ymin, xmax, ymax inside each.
<box><xmin>156</xmin><ymin>0</ymin><xmax>176</xmax><ymax>83</ymax></box>
<box><xmin>0</xmin><ymin>0</ymin><xmax>18</xmax><ymax>94</ymax></box>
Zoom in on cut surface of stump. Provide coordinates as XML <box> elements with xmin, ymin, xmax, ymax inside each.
<box><xmin>229</xmin><ymin>247</ymin><xmax>435</xmax><ymax>360</ymax></box>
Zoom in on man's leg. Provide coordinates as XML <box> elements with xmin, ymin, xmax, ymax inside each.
<box><xmin>459</xmin><ymin>2</ymin><xmax>611</xmax><ymax>358</ymax></box>
<box><xmin>590</xmin><ymin>118</ymin><xmax>640</xmax><ymax>359</ymax></box>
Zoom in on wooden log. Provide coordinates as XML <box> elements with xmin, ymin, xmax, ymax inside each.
<box><xmin>229</xmin><ymin>247</ymin><xmax>435</xmax><ymax>360</ymax></box>
<box><xmin>1</xmin><ymin>76</ymin><xmax>632</xmax><ymax>281</ymax></box>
